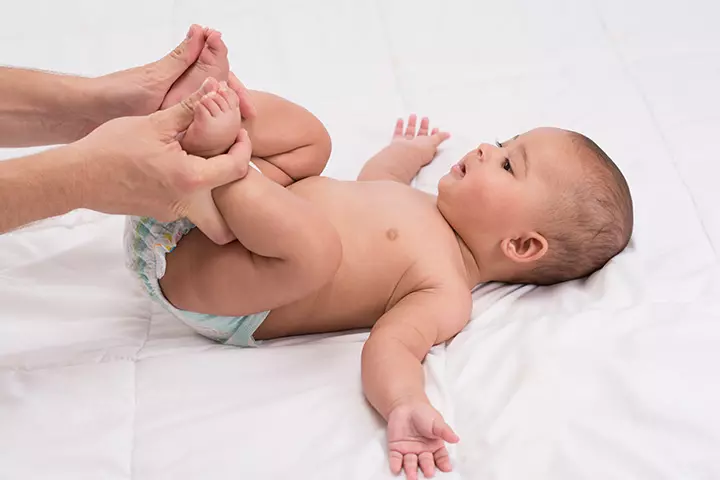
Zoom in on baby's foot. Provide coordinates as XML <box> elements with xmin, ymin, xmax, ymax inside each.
<box><xmin>185</xmin><ymin>127</ymin><xmax>253</xmax><ymax>246</ymax></box>
<box><xmin>181</xmin><ymin>84</ymin><xmax>242</xmax><ymax>157</ymax></box>
<box><xmin>161</xmin><ymin>29</ymin><xmax>230</xmax><ymax>109</ymax></box>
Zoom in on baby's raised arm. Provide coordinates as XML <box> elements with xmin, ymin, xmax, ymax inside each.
<box><xmin>361</xmin><ymin>287</ymin><xmax>470</xmax><ymax>479</ymax></box>
<box><xmin>358</xmin><ymin>115</ymin><xmax>449</xmax><ymax>184</ymax></box>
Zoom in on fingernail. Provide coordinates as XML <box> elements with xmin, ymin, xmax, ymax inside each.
<box><xmin>186</xmin><ymin>26</ymin><xmax>194</xmax><ymax>40</ymax></box>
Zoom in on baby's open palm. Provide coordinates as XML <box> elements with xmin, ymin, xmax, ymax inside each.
<box><xmin>387</xmin><ymin>402</ymin><xmax>460</xmax><ymax>480</ymax></box>
<box><xmin>391</xmin><ymin>114</ymin><xmax>450</xmax><ymax>167</ymax></box>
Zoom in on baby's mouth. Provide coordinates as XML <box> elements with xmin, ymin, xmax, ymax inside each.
<box><xmin>452</xmin><ymin>161</ymin><xmax>466</xmax><ymax>177</ymax></box>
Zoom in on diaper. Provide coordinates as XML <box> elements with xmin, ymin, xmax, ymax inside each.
<box><xmin>123</xmin><ymin>215</ymin><xmax>269</xmax><ymax>347</ymax></box>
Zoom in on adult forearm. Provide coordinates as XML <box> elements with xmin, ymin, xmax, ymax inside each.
<box><xmin>361</xmin><ymin>335</ymin><xmax>430</xmax><ymax>420</ymax></box>
<box><xmin>0</xmin><ymin>145</ymin><xmax>86</xmax><ymax>233</ymax></box>
<box><xmin>0</xmin><ymin>67</ymin><xmax>103</xmax><ymax>147</ymax></box>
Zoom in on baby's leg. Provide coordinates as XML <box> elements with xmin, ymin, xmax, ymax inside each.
<box><xmin>239</xmin><ymin>88</ymin><xmax>332</xmax><ymax>186</ymax></box>
<box><xmin>160</xmin><ymin>168</ymin><xmax>342</xmax><ymax>316</ymax></box>
<box><xmin>180</xmin><ymin>86</ymin><xmax>243</xmax><ymax>245</ymax></box>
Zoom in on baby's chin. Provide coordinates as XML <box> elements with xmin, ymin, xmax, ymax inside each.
<box><xmin>436</xmin><ymin>173</ymin><xmax>455</xmax><ymax>196</ymax></box>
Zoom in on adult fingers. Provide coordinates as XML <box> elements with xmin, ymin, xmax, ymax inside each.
<box><xmin>151</xmin><ymin>77</ymin><xmax>220</xmax><ymax>134</ymax></box>
<box><xmin>193</xmin><ymin>129</ymin><xmax>252</xmax><ymax>189</ymax></box>
<box><xmin>153</xmin><ymin>24</ymin><xmax>205</xmax><ymax>83</ymax></box>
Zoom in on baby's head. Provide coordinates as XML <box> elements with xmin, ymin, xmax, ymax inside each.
<box><xmin>437</xmin><ymin>127</ymin><xmax>633</xmax><ymax>285</ymax></box>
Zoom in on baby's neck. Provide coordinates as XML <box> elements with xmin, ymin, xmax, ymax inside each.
<box><xmin>454</xmin><ymin>234</ymin><xmax>485</xmax><ymax>288</ymax></box>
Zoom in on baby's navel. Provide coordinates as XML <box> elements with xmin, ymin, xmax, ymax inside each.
<box><xmin>386</xmin><ymin>228</ymin><xmax>399</xmax><ymax>241</ymax></box>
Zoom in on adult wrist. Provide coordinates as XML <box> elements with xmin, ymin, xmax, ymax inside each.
<box><xmin>70</xmin><ymin>76</ymin><xmax>113</xmax><ymax>139</ymax></box>
<box><xmin>51</xmin><ymin>142</ymin><xmax>93</xmax><ymax>212</ymax></box>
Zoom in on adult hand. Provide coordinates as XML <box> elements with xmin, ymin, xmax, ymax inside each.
<box><xmin>92</xmin><ymin>24</ymin><xmax>208</xmax><ymax>120</ymax></box>
<box><xmin>0</xmin><ymin>25</ymin><xmax>257</xmax><ymax>148</ymax></box>
<box><xmin>72</xmin><ymin>78</ymin><xmax>249</xmax><ymax>222</ymax></box>
<box><xmin>95</xmin><ymin>26</ymin><xmax>257</xmax><ymax>121</ymax></box>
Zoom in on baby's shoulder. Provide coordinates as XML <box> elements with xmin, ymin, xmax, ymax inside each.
<box><xmin>392</xmin><ymin>276</ymin><xmax>473</xmax><ymax>340</ymax></box>
<box><xmin>399</xmin><ymin>249</ymin><xmax>472</xmax><ymax>309</ymax></box>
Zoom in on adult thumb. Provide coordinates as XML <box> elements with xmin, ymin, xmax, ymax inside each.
<box><xmin>193</xmin><ymin>129</ymin><xmax>252</xmax><ymax>189</ymax></box>
<box><xmin>150</xmin><ymin>77</ymin><xmax>220</xmax><ymax>135</ymax></box>
<box><xmin>153</xmin><ymin>24</ymin><xmax>205</xmax><ymax>84</ymax></box>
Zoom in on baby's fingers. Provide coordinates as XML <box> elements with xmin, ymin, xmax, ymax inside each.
<box><xmin>417</xmin><ymin>117</ymin><xmax>430</xmax><ymax>136</ymax></box>
<box><xmin>394</xmin><ymin>118</ymin><xmax>405</xmax><ymax>138</ymax></box>
<box><xmin>419</xmin><ymin>452</ymin><xmax>436</xmax><ymax>478</ymax></box>
<box><xmin>389</xmin><ymin>451</ymin><xmax>404</xmax><ymax>475</ymax></box>
<box><xmin>434</xmin><ymin>447</ymin><xmax>453</xmax><ymax>473</ymax></box>
<box><xmin>404</xmin><ymin>114</ymin><xmax>418</xmax><ymax>138</ymax></box>
<box><xmin>431</xmin><ymin>131</ymin><xmax>451</xmax><ymax>146</ymax></box>
<box><xmin>403</xmin><ymin>454</ymin><xmax>419</xmax><ymax>480</ymax></box>
<box><xmin>433</xmin><ymin>418</ymin><xmax>459</xmax><ymax>443</ymax></box>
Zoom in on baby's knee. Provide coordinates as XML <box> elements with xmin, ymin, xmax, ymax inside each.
<box><xmin>306</xmin><ymin>123</ymin><xmax>332</xmax><ymax>175</ymax></box>
<box><xmin>286</xmin><ymin>120</ymin><xmax>332</xmax><ymax>180</ymax></box>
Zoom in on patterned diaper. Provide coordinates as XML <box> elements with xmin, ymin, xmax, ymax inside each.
<box><xmin>123</xmin><ymin>215</ymin><xmax>269</xmax><ymax>347</ymax></box>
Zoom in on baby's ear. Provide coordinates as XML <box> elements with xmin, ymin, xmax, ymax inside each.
<box><xmin>501</xmin><ymin>232</ymin><xmax>548</xmax><ymax>264</ymax></box>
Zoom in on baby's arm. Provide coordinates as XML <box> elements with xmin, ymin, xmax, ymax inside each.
<box><xmin>358</xmin><ymin>115</ymin><xmax>449</xmax><ymax>184</ymax></box>
<box><xmin>362</xmin><ymin>288</ymin><xmax>470</xmax><ymax>479</ymax></box>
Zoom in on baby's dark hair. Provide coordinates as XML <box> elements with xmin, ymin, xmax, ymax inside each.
<box><xmin>511</xmin><ymin>131</ymin><xmax>633</xmax><ymax>285</ymax></box>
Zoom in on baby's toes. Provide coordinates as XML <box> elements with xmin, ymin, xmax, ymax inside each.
<box><xmin>201</xmin><ymin>93</ymin><xmax>223</xmax><ymax>117</ymax></box>
<box><xmin>213</xmin><ymin>89</ymin><xmax>232</xmax><ymax>112</ymax></box>
<box><xmin>194</xmin><ymin>95</ymin><xmax>214</xmax><ymax>122</ymax></box>
<box><xmin>219</xmin><ymin>85</ymin><xmax>240</xmax><ymax>110</ymax></box>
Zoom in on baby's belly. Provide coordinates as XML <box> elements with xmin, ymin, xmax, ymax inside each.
<box><xmin>252</xmin><ymin>260</ymin><xmax>398</xmax><ymax>340</ymax></box>
<box><xmin>252</xmin><ymin>177</ymin><xmax>436</xmax><ymax>340</ymax></box>
<box><xmin>253</xmin><ymin>234</ymin><xmax>415</xmax><ymax>340</ymax></box>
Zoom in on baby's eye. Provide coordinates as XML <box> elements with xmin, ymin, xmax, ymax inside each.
<box><xmin>503</xmin><ymin>159</ymin><xmax>513</xmax><ymax>174</ymax></box>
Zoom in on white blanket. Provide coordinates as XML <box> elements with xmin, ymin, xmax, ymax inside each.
<box><xmin>2</xmin><ymin>0</ymin><xmax>719</xmax><ymax>478</ymax></box>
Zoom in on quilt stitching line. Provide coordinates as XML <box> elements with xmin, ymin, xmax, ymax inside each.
<box><xmin>591</xmin><ymin>1</ymin><xmax>718</xmax><ymax>262</ymax></box>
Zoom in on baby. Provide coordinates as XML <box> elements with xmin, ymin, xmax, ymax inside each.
<box><xmin>125</xmin><ymin>31</ymin><xmax>633</xmax><ymax>480</ymax></box>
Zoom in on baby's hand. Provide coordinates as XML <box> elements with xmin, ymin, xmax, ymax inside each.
<box><xmin>387</xmin><ymin>401</ymin><xmax>460</xmax><ymax>480</ymax></box>
<box><xmin>391</xmin><ymin>115</ymin><xmax>450</xmax><ymax>167</ymax></box>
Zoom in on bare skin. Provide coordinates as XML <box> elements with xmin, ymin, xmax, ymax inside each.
<box><xmin>160</xmin><ymin>116</ymin><xmax>472</xmax><ymax>479</ymax></box>
<box><xmin>161</xmin><ymin>29</ymin><xmax>230</xmax><ymax>110</ymax></box>
<box><xmin>158</xmin><ymin>32</ymin><xmax>331</xmax><ymax>245</ymax></box>
<box><xmin>158</xmin><ymin>78</ymin><xmax>583</xmax><ymax>477</ymax></box>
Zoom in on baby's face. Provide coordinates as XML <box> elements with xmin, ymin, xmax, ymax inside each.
<box><xmin>437</xmin><ymin>127</ymin><xmax>580</xmax><ymax>254</ymax></box>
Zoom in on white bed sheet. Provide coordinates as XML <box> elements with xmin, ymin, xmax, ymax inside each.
<box><xmin>1</xmin><ymin>0</ymin><xmax>719</xmax><ymax>478</ymax></box>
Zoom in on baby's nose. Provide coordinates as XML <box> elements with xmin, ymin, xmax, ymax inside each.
<box><xmin>477</xmin><ymin>143</ymin><xmax>490</xmax><ymax>161</ymax></box>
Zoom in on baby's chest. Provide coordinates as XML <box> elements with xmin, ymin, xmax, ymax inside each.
<box><xmin>338</xmin><ymin>203</ymin><xmax>461</xmax><ymax>279</ymax></box>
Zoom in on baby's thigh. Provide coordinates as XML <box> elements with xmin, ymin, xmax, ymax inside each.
<box><xmin>162</xmin><ymin>227</ymin><xmax>333</xmax><ymax>317</ymax></box>
<box><xmin>160</xmin><ymin>229</ymin><xmax>266</xmax><ymax>316</ymax></box>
